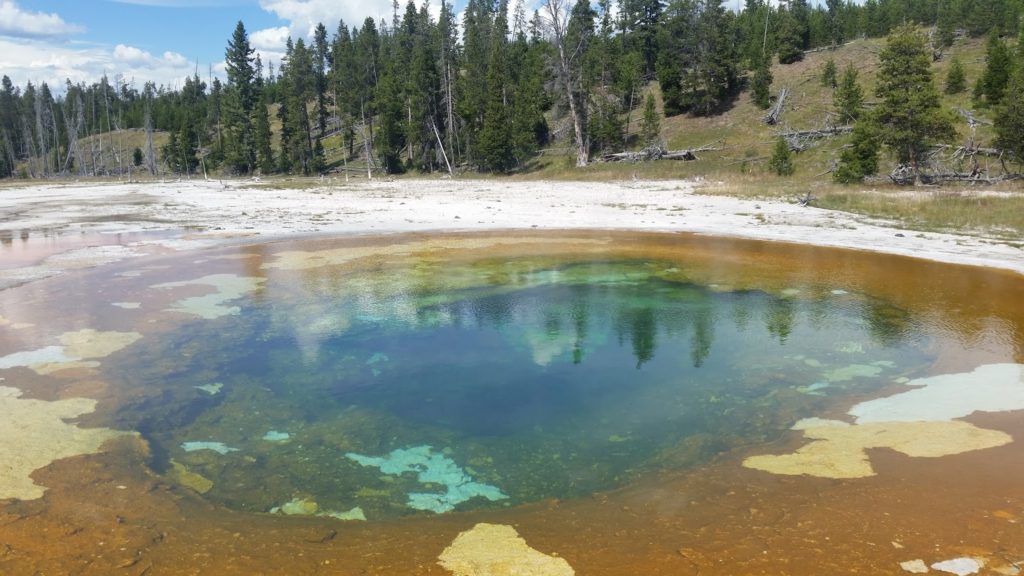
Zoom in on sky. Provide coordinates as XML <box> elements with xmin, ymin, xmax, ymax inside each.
<box><xmin>0</xmin><ymin>0</ymin><xmax>410</xmax><ymax>92</ymax></box>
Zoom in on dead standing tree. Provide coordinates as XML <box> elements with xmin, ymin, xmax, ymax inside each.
<box><xmin>764</xmin><ymin>87</ymin><xmax>789</xmax><ymax>125</ymax></box>
<box><xmin>544</xmin><ymin>0</ymin><xmax>590</xmax><ymax>168</ymax></box>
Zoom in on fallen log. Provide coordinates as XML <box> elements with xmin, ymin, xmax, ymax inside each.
<box><xmin>953</xmin><ymin>145</ymin><xmax>1003</xmax><ymax>159</ymax></box>
<box><xmin>779</xmin><ymin>125</ymin><xmax>853</xmax><ymax>152</ymax></box>
<box><xmin>779</xmin><ymin>126</ymin><xmax>854</xmax><ymax>139</ymax></box>
<box><xmin>957</xmin><ymin>108</ymin><xmax>993</xmax><ymax>127</ymax></box>
<box><xmin>599</xmin><ymin>141</ymin><xmax>723</xmax><ymax>163</ymax></box>
<box><xmin>887</xmin><ymin>163</ymin><xmax>1023</xmax><ymax>185</ymax></box>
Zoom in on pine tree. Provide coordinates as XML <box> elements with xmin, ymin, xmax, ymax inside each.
<box><xmin>874</xmin><ymin>25</ymin><xmax>955</xmax><ymax>175</ymax></box>
<box><xmin>936</xmin><ymin>0</ymin><xmax>956</xmax><ymax>47</ymax></box>
<box><xmin>640</xmin><ymin>93</ymin><xmax>660</xmax><ymax>146</ymax></box>
<box><xmin>659</xmin><ymin>0</ymin><xmax>739</xmax><ymax>117</ymax></box>
<box><xmin>994</xmin><ymin>67</ymin><xmax>1024</xmax><ymax>167</ymax></box>
<box><xmin>834</xmin><ymin>64</ymin><xmax>863</xmax><ymax>123</ymax></box>
<box><xmin>375</xmin><ymin>70</ymin><xmax>405</xmax><ymax>174</ymax></box>
<box><xmin>825</xmin><ymin>0</ymin><xmax>843</xmax><ymax>48</ymax></box>
<box><xmin>821</xmin><ymin>58</ymin><xmax>837</xmax><ymax>88</ymax></box>
<box><xmin>459</xmin><ymin>0</ymin><xmax>494</xmax><ymax>162</ymax></box>
<box><xmin>478</xmin><ymin>0</ymin><xmax>517</xmax><ymax>171</ymax></box>
<box><xmin>280</xmin><ymin>37</ymin><xmax>317</xmax><ymax>174</ymax></box>
<box><xmin>511</xmin><ymin>34</ymin><xmax>549</xmax><ymax>161</ymax></box>
<box><xmin>834</xmin><ymin>118</ymin><xmax>879</xmax><ymax>183</ymax></box>
<box><xmin>619</xmin><ymin>0</ymin><xmax>661</xmax><ymax>75</ymax></box>
<box><xmin>777</xmin><ymin>1</ymin><xmax>809</xmax><ymax>65</ymax></box>
<box><xmin>769</xmin><ymin>136</ymin><xmax>794</xmax><ymax>175</ymax></box>
<box><xmin>163</xmin><ymin>131</ymin><xmax>181</xmax><ymax>173</ymax></box>
<box><xmin>945</xmin><ymin>57</ymin><xmax>966</xmax><ymax>94</ymax></box>
<box><xmin>253</xmin><ymin>92</ymin><xmax>274</xmax><ymax>173</ymax></box>
<box><xmin>312</xmin><ymin>23</ymin><xmax>330</xmax><ymax>137</ymax></box>
<box><xmin>752</xmin><ymin>54</ymin><xmax>773</xmax><ymax>110</ymax></box>
<box><xmin>977</xmin><ymin>30</ymin><xmax>1012</xmax><ymax>106</ymax></box>
<box><xmin>223</xmin><ymin>21</ymin><xmax>258</xmax><ymax>173</ymax></box>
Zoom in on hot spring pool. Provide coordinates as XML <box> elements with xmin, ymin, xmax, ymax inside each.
<box><xmin>0</xmin><ymin>231</ymin><xmax>1021</xmax><ymax>574</ymax></box>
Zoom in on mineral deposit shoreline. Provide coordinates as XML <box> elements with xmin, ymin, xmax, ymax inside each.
<box><xmin>0</xmin><ymin>178</ymin><xmax>1021</xmax><ymax>289</ymax></box>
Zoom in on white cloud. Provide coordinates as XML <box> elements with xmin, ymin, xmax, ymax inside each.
<box><xmin>251</xmin><ymin>25</ymin><xmax>290</xmax><ymax>51</ymax></box>
<box><xmin>107</xmin><ymin>0</ymin><xmax>250</xmax><ymax>6</ymax></box>
<box><xmin>259</xmin><ymin>0</ymin><xmax>393</xmax><ymax>39</ymax></box>
<box><xmin>163</xmin><ymin>51</ymin><xmax>189</xmax><ymax>67</ymax></box>
<box><xmin>114</xmin><ymin>43</ymin><xmax>155</xmax><ymax>65</ymax></box>
<box><xmin>0</xmin><ymin>0</ymin><xmax>83</xmax><ymax>39</ymax></box>
<box><xmin>0</xmin><ymin>38</ymin><xmax>197</xmax><ymax>92</ymax></box>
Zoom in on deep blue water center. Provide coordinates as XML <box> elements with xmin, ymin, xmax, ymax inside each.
<box><xmin>115</xmin><ymin>260</ymin><xmax>931</xmax><ymax>519</ymax></box>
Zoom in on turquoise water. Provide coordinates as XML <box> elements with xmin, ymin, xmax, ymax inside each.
<box><xmin>109</xmin><ymin>260</ymin><xmax>932</xmax><ymax>520</ymax></box>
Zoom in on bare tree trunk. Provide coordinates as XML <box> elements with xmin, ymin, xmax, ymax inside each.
<box><xmin>35</xmin><ymin>96</ymin><xmax>49</xmax><ymax>177</ymax></box>
<box><xmin>21</xmin><ymin>116</ymin><xmax>37</xmax><ymax>177</ymax></box>
<box><xmin>544</xmin><ymin>0</ymin><xmax>588</xmax><ymax>167</ymax></box>
<box><xmin>61</xmin><ymin>102</ymin><xmax>77</xmax><ymax>174</ymax></box>
<box><xmin>144</xmin><ymin>101</ymin><xmax>157</xmax><ymax>176</ymax></box>
<box><xmin>361</xmin><ymin>100</ymin><xmax>373</xmax><ymax>180</ymax></box>
<box><xmin>432</xmin><ymin>119</ymin><xmax>453</xmax><ymax>176</ymax></box>
<box><xmin>1</xmin><ymin>131</ymin><xmax>16</xmax><ymax>176</ymax></box>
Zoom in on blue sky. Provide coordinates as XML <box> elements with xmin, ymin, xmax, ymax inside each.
<box><xmin>17</xmin><ymin>1</ymin><xmax>278</xmax><ymax>63</ymax></box>
<box><xmin>0</xmin><ymin>0</ymin><xmax>406</xmax><ymax>91</ymax></box>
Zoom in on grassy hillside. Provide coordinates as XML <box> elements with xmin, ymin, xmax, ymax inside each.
<box><xmin>15</xmin><ymin>128</ymin><xmax>171</xmax><ymax>178</ymax></box>
<box><xmin>530</xmin><ymin>33</ymin><xmax>1002</xmax><ymax>183</ymax></box>
<box><xmin>517</xmin><ymin>32</ymin><xmax>1024</xmax><ymax>240</ymax></box>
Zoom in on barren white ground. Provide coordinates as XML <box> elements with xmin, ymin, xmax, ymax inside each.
<box><xmin>1</xmin><ymin>178</ymin><xmax>1021</xmax><ymax>287</ymax></box>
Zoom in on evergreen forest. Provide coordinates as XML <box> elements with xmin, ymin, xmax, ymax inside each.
<box><xmin>1</xmin><ymin>0</ymin><xmax>1022</xmax><ymax>181</ymax></box>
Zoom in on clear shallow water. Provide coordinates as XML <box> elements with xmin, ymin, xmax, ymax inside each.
<box><xmin>108</xmin><ymin>259</ymin><xmax>933</xmax><ymax>520</ymax></box>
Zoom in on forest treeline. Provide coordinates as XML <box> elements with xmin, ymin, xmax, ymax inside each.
<box><xmin>0</xmin><ymin>0</ymin><xmax>1022</xmax><ymax>179</ymax></box>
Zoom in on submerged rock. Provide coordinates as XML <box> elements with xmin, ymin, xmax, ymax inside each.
<box><xmin>278</xmin><ymin>497</ymin><xmax>319</xmax><ymax>516</ymax></box>
<box><xmin>194</xmin><ymin>382</ymin><xmax>223</xmax><ymax>395</ymax></box>
<box><xmin>271</xmin><ymin>498</ymin><xmax>366</xmax><ymax>521</ymax></box>
<box><xmin>168</xmin><ymin>459</ymin><xmax>214</xmax><ymax>494</ymax></box>
<box><xmin>900</xmin><ymin>559</ymin><xmax>929</xmax><ymax>573</ymax></box>
<box><xmin>438</xmin><ymin>523</ymin><xmax>574</xmax><ymax>576</ymax></box>
<box><xmin>823</xmin><ymin>363</ymin><xmax>883</xmax><ymax>382</ymax></box>
<box><xmin>262</xmin><ymin>430</ymin><xmax>290</xmax><ymax>442</ymax></box>
<box><xmin>181</xmin><ymin>441</ymin><xmax>239</xmax><ymax>455</ymax></box>
<box><xmin>931</xmin><ymin>557</ymin><xmax>983</xmax><ymax>575</ymax></box>
<box><xmin>320</xmin><ymin>507</ymin><xmax>366</xmax><ymax>521</ymax></box>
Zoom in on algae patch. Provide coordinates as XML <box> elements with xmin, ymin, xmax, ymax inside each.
<box><xmin>743</xmin><ymin>419</ymin><xmax>1010</xmax><ymax>479</ymax></box>
<box><xmin>0</xmin><ymin>385</ymin><xmax>131</xmax><ymax>500</ymax></box>
<box><xmin>346</xmin><ymin>445</ymin><xmax>508</xmax><ymax>513</ymax></box>
<box><xmin>152</xmin><ymin>274</ymin><xmax>265</xmax><ymax>319</ymax></box>
<box><xmin>438</xmin><ymin>523</ymin><xmax>575</xmax><ymax>576</ymax></box>
<box><xmin>0</xmin><ymin>330</ymin><xmax>142</xmax><ymax>375</ymax></box>
<box><xmin>744</xmin><ymin>364</ymin><xmax>1024</xmax><ymax>479</ymax></box>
